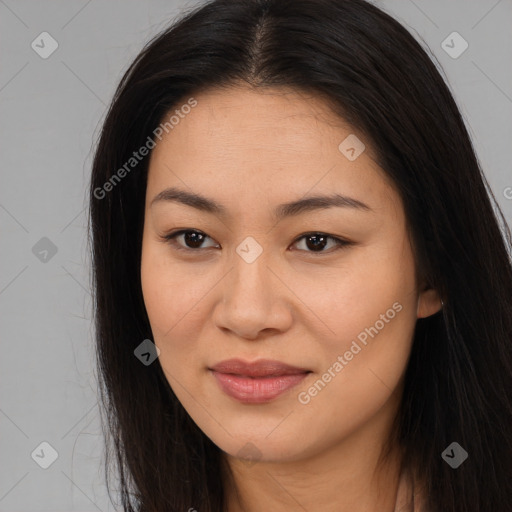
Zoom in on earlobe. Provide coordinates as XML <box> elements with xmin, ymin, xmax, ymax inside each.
<box><xmin>417</xmin><ymin>288</ymin><xmax>443</xmax><ymax>318</ymax></box>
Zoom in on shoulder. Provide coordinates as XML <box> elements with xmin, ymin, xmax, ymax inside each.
<box><xmin>394</xmin><ymin>468</ymin><xmax>432</xmax><ymax>512</ymax></box>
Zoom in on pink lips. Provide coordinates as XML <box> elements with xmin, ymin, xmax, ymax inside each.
<box><xmin>209</xmin><ymin>358</ymin><xmax>311</xmax><ymax>403</ymax></box>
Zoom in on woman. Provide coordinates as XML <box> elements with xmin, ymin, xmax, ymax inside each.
<box><xmin>89</xmin><ymin>0</ymin><xmax>512</xmax><ymax>511</ymax></box>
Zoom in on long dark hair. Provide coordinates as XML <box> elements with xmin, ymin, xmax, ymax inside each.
<box><xmin>88</xmin><ymin>0</ymin><xmax>512</xmax><ymax>510</ymax></box>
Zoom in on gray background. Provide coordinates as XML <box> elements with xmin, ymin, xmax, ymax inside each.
<box><xmin>0</xmin><ymin>0</ymin><xmax>511</xmax><ymax>510</ymax></box>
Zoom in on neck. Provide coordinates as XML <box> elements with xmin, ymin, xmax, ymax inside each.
<box><xmin>221</xmin><ymin>412</ymin><xmax>404</xmax><ymax>512</ymax></box>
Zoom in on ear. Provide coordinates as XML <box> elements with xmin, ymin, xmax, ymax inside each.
<box><xmin>417</xmin><ymin>287</ymin><xmax>443</xmax><ymax>318</ymax></box>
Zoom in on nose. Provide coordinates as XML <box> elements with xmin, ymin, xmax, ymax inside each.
<box><xmin>212</xmin><ymin>248</ymin><xmax>293</xmax><ymax>341</ymax></box>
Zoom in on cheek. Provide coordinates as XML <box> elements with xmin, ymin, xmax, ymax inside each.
<box><xmin>140</xmin><ymin>238</ymin><xmax>216</xmax><ymax>367</ymax></box>
<box><xmin>289</xmin><ymin>247</ymin><xmax>416</xmax><ymax>353</ymax></box>
<box><xmin>290</xmin><ymin>238</ymin><xmax>418</xmax><ymax>412</ymax></box>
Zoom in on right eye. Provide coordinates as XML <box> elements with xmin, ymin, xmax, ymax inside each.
<box><xmin>162</xmin><ymin>229</ymin><xmax>219</xmax><ymax>252</ymax></box>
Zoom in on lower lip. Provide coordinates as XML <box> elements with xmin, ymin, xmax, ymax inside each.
<box><xmin>210</xmin><ymin>370</ymin><xmax>309</xmax><ymax>403</ymax></box>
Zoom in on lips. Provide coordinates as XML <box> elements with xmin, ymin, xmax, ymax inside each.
<box><xmin>209</xmin><ymin>358</ymin><xmax>311</xmax><ymax>403</ymax></box>
<box><xmin>209</xmin><ymin>358</ymin><xmax>310</xmax><ymax>377</ymax></box>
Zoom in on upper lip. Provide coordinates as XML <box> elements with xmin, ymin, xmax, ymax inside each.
<box><xmin>209</xmin><ymin>358</ymin><xmax>311</xmax><ymax>377</ymax></box>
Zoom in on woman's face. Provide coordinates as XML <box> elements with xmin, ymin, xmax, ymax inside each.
<box><xmin>141</xmin><ymin>85</ymin><xmax>441</xmax><ymax>464</ymax></box>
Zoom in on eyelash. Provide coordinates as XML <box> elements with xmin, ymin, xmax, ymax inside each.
<box><xmin>161</xmin><ymin>229</ymin><xmax>352</xmax><ymax>255</ymax></box>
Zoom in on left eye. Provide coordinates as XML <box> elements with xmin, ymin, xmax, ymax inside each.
<box><xmin>162</xmin><ymin>230</ymin><xmax>351</xmax><ymax>254</ymax></box>
<box><xmin>292</xmin><ymin>232</ymin><xmax>350</xmax><ymax>253</ymax></box>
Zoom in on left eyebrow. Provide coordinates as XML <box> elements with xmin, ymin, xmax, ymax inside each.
<box><xmin>274</xmin><ymin>193</ymin><xmax>372</xmax><ymax>219</ymax></box>
<box><xmin>150</xmin><ymin>186</ymin><xmax>372</xmax><ymax>220</ymax></box>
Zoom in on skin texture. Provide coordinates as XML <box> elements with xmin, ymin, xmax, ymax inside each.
<box><xmin>140</xmin><ymin>84</ymin><xmax>442</xmax><ymax>512</ymax></box>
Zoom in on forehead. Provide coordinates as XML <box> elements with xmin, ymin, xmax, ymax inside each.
<box><xmin>146</xmin><ymin>85</ymin><xmax>397</xmax><ymax>219</ymax></box>
<box><xmin>154</xmin><ymin>85</ymin><xmax>375</xmax><ymax>154</ymax></box>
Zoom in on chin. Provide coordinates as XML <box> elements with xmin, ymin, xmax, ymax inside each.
<box><xmin>203</xmin><ymin>426</ymin><xmax>313</xmax><ymax>465</ymax></box>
